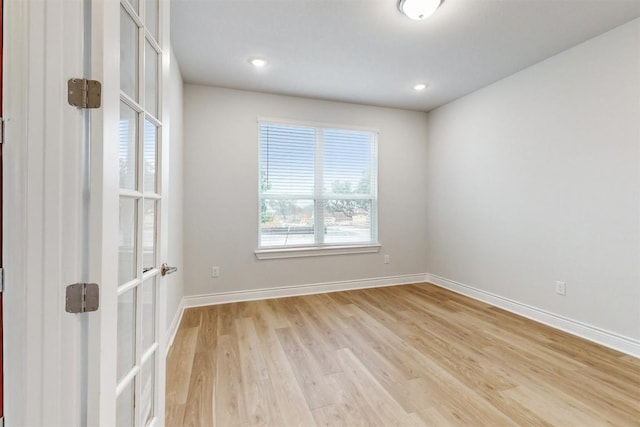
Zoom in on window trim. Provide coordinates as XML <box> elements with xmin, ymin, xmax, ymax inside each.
<box><xmin>256</xmin><ymin>117</ymin><xmax>379</xmax><ymax>256</ymax></box>
<box><xmin>257</xmin><ymin>116</ymin><xmax>380</xmax><ymax>135</ymax></box>
<box><xmin>255</xmin><ymin>243</ymin><xmax>381</xmax><ymax>260</ymax></box>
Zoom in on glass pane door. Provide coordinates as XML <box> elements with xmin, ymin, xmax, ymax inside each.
<box><xmin>118</xmin><ymin>0</ymin><xmax>162</xmax><ymax>425</ymax></box>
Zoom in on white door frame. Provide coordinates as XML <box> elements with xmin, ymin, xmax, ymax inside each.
<box><xmin>86</xmin><ymin>0</ymin><xmax>120</xmax><ymax>422</ymax></box>
<box><xmin>3</xmin><ymin>0</ymin><xmax>87</xmax><ymax>425</ymax></box>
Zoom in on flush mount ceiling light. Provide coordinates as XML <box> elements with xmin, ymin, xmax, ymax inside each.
<box><xmin>413</xmin><ymin>83</ymin><xmax>428</xmax><ymax>91</ymax></box>
<box><xmin>250</xmin><ymin>58</ymin><xmax>268</xmax><ymax>68</ymax></box>
<box><xmin>398</xmin><ymin>0</ymin><xmax>443</xmax><ymax>20</ymax></box>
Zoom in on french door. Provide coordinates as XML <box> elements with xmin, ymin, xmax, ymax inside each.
<box><xmin>89</xmin><ymin>0</ymin><xmax>168</xmax><ymax>424</ymax></box>
<box><xmin>116</xmin><ymin>0</ymin><xmax>166</xmax><ymax>424</ymax></box>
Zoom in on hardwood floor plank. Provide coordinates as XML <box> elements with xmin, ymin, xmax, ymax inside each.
<box><xmin>165</xmin><ymin>403</ymin><xmax>186</xmax><ymax>427</ymax></box>
<box><xmin>166</xmin><ymin>327</ymin><xmax>199</xmax><ymax>406</ymax></box>
<box><xmin>453</xmin><ymin>310</ymin><xmax>588</xmax><ymax>372</ymax></box>
<box><xmin>216</xmin><ymin>334</ymin><xmax>248</xmax><ymax>426</ymax></box>
<box><xmin>399</xmin><ymin>361</ymin><xmax>519</xmax><ymax>426</ymax></box>
<box><xmin>278</xmin><ymin>298</ymin><xmax>343</xmax><ymax>374</ymax></box>
<box><xmin>275</xmin><ymin>327</ymin><xmax>337</xmax><ymax>410</ymax></box>
<box><xmin>394</xmin><ymin>316</ymin><xmax>517</xmax><ymax>393</ymax></box>
<box><xmin>236</xmin><ymin>317</ymin><xmax>283</xmax><ymax>426</ymax></box>
<box><xmin>249</xmin><ymin>300</ymin><xmax>318</xmax><ymax>427</ymax></box>
<box><xmin>274</xmin><ymin>297</ymin><xmax>307</xmax><ymax>328</ymax></box>
<box><xmin>342</xmin><ymin>308</ymin><xmax>423</xmax><ymax>380</ymax></box>
<box><xmin>166</xmin><ymin>283</ymin><xmax>640</xmax><ymax>426</ymax></box>
<box><xmin>236</xmin><ymin>317</ymin><xmax>269</xmax><ymax>382</ymax></box>
<box><xmin>179</xmin><ymin>307</ymin><xmax>204</xmax><ymax>329</ymax></box>
<box><xmin>291</xmin><ymin>296</ymin><xmax>349</xmax><ymax>351</ymax></box>
<box><xmin>311</xmin><ymin>373</ymin><xmax>386</xmax><ymax>427</ymax></box>
<box><xmin>336</xmin><ymin>348</ymin><xmax>419</xmax><ymax>426</ymax></box>
<box><xmin>313</xmin><ymin>293</ymin><xmax>358</xmax><ymax>323</ymax></box>
<box><xmin>415</xmin><ymin>406</ymin><xmax>459</xmax><ymax>427</ymax></box>
<box><xmin>482</xmin><ymin>343</ymin><xmax>640</xmax><ymax>423</ymax></box>
<box><xmin>258</xmin><ymin>299</ymin><xmax>292</xmax><ymax>330</ymax></box>
<box><xmin>218</xmin><ymin>303</ymin><xmax>240</xmax><ymax>336</ymax></box>
<box><xmin>182</xmin><ymin>350</ymin><xmax>215</xmax><ymax>427</ymax></box>
<box><xmin>338</xmin><ymin>325</ymin><xmax>421</xmax><ymax>413</ymax></box>
<box><xmin>502</xmin><ymin>381</ymin><xmax>616</xmax><ymax>426</ymax></box>
<box><xmin>196</xmin><ymin>305</ymin><xmax>219</xmax><ymax>351</ymax></box>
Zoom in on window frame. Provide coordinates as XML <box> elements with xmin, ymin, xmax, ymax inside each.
<box><xmin>255</xmin><ymin>117</ymin><xmax>381</xmax><ymax>259</ymax></box>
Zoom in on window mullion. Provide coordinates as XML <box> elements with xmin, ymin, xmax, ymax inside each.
<box><xmin>371</xmin><ymin>133</ymin><xmax>378</xmax><ymax>243</ymax></box>
<box><xmin>315</xmin><ymin>128</ymin><xmax>324</xmax><ymax>245</ymax></box>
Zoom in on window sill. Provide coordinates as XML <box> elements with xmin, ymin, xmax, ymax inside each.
<box><xmin>255</xmin><ymin>244</ymin><xmax>381</xmax><ymax>260</ymax></box>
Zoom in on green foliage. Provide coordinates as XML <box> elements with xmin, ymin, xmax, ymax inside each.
<box><xmin>325</xmin><ymin>173</ymin><xmax>371</xmax><ymax>219</ymax></box>
<box><xmin>326</xmin><ymin>181</ymin><xmax>356</xmax><ymax>218</ymax></box>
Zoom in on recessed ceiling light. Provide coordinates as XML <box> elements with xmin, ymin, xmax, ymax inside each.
<box><xmin>398</xmin><ymin>0</ymin><xmax>442</xmax><ymax>20</ymax></box>
<box><xmin>250</xmin><ymin>58</ymin><xmax>268</xmax><ymax>68</ymax></box>
<box><xmin>413</xmin><ymin>83</ymin><xmax>428</xmax><ymax>91</ymax></box>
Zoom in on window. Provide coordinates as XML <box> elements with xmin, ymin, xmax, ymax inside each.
<box><xmin>257</xmin><ymin>120</ymin><xmax>379</xmax><ymax>256</ymax></box>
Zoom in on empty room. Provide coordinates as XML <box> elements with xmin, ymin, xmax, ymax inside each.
<box><xmin>165</xmin><ymin>0</ymin><xmax>640</xmax><ymax>425</ymax></box>
<box><xmin>2</xmin><ymin>0</ymin><xmax>639</xmax><ymax>426</ymax></box>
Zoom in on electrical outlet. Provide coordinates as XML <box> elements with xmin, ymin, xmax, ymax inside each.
<box><xmin>555</xmin><ymin>281</ymin><xmax>566</xmax><ymax>296</ymax></box>
<box><xmin>212</xmin><ymin>266</ymin><xmax>220</xmax><ymax>278</ymax></box>
<box><xmin>384</xmin><ymin>254</ymin><xmax>391</xmax><ymax>264</ymax></box>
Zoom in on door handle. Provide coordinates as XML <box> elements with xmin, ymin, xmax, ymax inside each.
<box><xmin>161</xmin><ymin>263</ymin><xmax>178</xmax><ymax>276</ymax></box>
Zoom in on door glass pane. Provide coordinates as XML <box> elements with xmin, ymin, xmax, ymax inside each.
<box><xmin>142</xmin><ymin>278</ymin><xmax>155</xmax><ymax>352</ymax></box>
<box><xmin>145</xmin><ymin>40</ymin><xmax>158</xmax><ymax>117</ymax></box>
<box><xmin>145</xmin><ymin>0</ymin><xmax>159</xmax><ymax>42</ymax></box>
<box><xmin>118</xmin><ymin>198</ymin><xmax>137</xmax><ymax>285</ymax></box>
<box><xmin>140</xmin><ymin>357</ymin><xmax>156</xmax><ymax>426</ymax></box>
<box><xmin>117</xmin><ymin>288</ymin><xmax>136</xmax><ymax>382</ymax></box>
<box><xmin>116</xmin><ymin>379</ymin><xmax>135</xmax><ymax>427</ymax></box>
<box><xmin>143</xmin><ymin>120</ymin><xmax>157</xmax><ymax>193</ymax></box>
<box><xmin>119</xmin><ymin>102</ymin><xmax>138</xmax><ymax>190</ymax></box>
<box><xmin>142</xmin><ymin>200</ymin><xmax>156</xmax><ymax>271</ymax></box>
<box><xmin>120</xmin><ymin>7</ymin><xmax>139</xmax><ymax>100</ymax></box>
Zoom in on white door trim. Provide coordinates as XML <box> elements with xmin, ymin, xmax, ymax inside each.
<box><xmin>157</xmin><ymin>0</ymin><xmax>172</xmax><ymax>421</ymax></box>
<box><xmin>3</xmin><ymin>0</ymin><xmax>87</xmax><ymax>425</ymax></box>
<box><xmin>86</xmin><ymin>0</ymin><xmax>120</xmax><ymax>424</ymax></box>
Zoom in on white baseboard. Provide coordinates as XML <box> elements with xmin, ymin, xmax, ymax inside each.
<box><xmin>166</xmin><ymin>298</ymin><xmax>186</xmax><ymax>355</ymax></box>
<box><xmin>183</xmin><ymin>273</ymin><xmax>428</xmax><ymax>309</ymax></box>
<box><xmin>426</xmin><ymin>273</ymin><xmax>640</xmax><ymax>358</ymax></box>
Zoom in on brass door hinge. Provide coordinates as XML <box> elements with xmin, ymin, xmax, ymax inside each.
<box><xmin>65</xmin><ymin>283</ymin><xmax>100</xmax><ymax>313</ymax></box>
<box><xmin>67</xmin><ymin>78</ymin><xmax>102</xmax><ymax>109</ymax></box>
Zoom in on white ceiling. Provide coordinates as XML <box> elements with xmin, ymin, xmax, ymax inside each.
<box><xmin>171</xmin><ymin>0</ymin><xmax>640</xmax><ymax>112</ymax></box>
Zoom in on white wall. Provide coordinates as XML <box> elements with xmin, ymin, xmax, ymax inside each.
<box><xmin>166</xmin><ymin>49</ymin><xmax>185</xmax><ymax>330</ymax></box>
<box><xmin>425</xmin><ymin>19</ymin><xmax>640</xmax><ymax>340</ymax></box>
<box><xmin>4</xmin><ymin>1</ymin><xmax>89</xmax><ymax>424</ymax></box>
<box><xmin>183</xmin><ymin>86</ymin><xmax>429</xmax><ymax>296</ymax></box>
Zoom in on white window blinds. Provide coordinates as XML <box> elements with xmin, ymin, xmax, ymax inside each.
<box><xmin>259</xmin><ymin>121</ymin><xmax>378</xmax><ymax>248</ymax></box>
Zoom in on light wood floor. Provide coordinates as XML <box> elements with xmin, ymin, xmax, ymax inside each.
<box><xmin>166</xmin><ymin>283</ymin><xmax>640</xmax><ymax>426</ymax></box>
